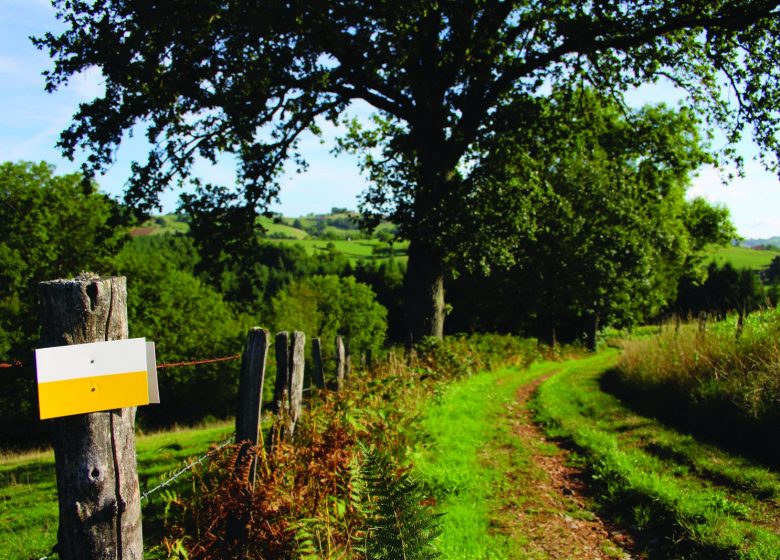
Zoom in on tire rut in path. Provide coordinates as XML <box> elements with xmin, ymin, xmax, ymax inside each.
<box><xmin>492</xmin><ymin>373</ymin><xmax>639</xmax><ymax>560</ymax></box>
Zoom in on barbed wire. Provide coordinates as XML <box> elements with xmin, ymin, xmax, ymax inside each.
<box><xmin>2</xmin><ymin>353</ymin><xmax>242</xmax><ymax>371</ymax></box>
<box><xmin>0</xmin><ymin>361</ymin><xmax>23</xmax><ymax>368</ymax></box>
<box><xmin>155</xmin><ymin>354</ymin><xmax>241</xmax><ymax>369</ymax></box>
<box><xmin>140</xmin><ymin>434</ymin><xmax>235</xmax><ymax>502</ymax></box>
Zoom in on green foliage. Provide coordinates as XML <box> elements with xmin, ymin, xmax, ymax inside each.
<box><xmin>110</xmin><ymin>237</ymin><xmax>247</xmax><ymax>427</ymax></box>
<box><xmin>271</xmin><ymin>274</ymin><xmax>388</xmax><ymax>356</ymax></box>
<box><xmin>0</xmin><ymin>161</ymin><xmax>129</xmax><ymax>446</ymax></box>
<box><xmin>448</xmin><ymin>91</ymin><xmax>731</xmax><ymax>344</ymax></box>
<box><xmin>358</xmin><ymin>444</ymin><xmax>441</xmax><ymax>560</ymax></box>
<box><xmin>0</xmin><ymin>161</ymin><xmax>128</xmax><ymax>358</ymax></box>
<box><xmin>675</xmin><ymin>261</ymin><xmax>764</xmax><ymax>319</ymax></box>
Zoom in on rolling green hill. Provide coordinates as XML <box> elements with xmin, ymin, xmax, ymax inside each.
<box><xmin>707</xmin><ymin>245</ymin><xmax>780</xmax><ymax>271</ymax></box>
<box><xmin>130</xmin><ymin>212</ymin><xmax>407</xmax><ymax>262</ymax></box>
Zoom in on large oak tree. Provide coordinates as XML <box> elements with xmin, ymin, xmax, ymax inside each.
<box><xmin>38</xmin><ymin>0</ymin><xmax>780</xmax><ymax>338</ymax></box>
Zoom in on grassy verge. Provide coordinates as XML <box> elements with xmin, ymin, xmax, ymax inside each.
<box><xmin>412</xmin><ymin>361</ymin><xmax>561</xmax><ymax>558</ymax></box>
<box><xmin>0</xmin><ymin>421</ymin><xmax>233</xmax><ymax>560</ymax></box>
<box><xmin>533</xmin><ymin>351</ymin><xmax>780</xmax><ymax>559</ymax></box>
<box><xmin>614</xmin><ymin>308</ymin><xmax>780</xmax><ymax>464</ymax></box>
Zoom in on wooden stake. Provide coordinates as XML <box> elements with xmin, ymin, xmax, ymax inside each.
<box><xmin>288</xmin><ymin>331</ymin><xmax>305</xmax><ymax>438</ymax></box>
<box><xmin>235</xmin><ymin>328</ymin><xmax>269</xmax><ymax>487</ymax></box>
<box><xmin>39</xmin><ymin>274</ymin><xmax>143</xmax><ymax>560</ymax></box>
<box><xmin>311</xmin><ymin>337</ymin><xmax>325</xmax><ymax>389</ymax></box>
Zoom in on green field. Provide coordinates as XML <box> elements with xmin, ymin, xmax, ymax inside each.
<box><xmin>0</xmin><ymin>421</ymin><xmax>233</xmax><ymax>560</ymax></box>
<box><xmin>130</xmin><ymin>213</ymin><xmax>407</xmax><ymax>262</ymax></box>
<box><xmin>273</xmin><ymin>237</ymin><xmax>409</xmax><ymax>262</ymax></box>
<box><xmin>707</xmin><ymin>244</ymin><xmax>780</xmax><ymax>270</ymax></box>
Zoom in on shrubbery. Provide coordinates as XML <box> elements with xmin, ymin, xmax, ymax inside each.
<box><xmin>152</xmin><ymin>332</ymin><xmax>538</xmax><ymax>558</ymax></box>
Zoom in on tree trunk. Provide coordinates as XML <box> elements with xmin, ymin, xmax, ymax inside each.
<box><xmin>38</xmin><ymin>274</ymin><xmax>142</xmax><ymax>560</ymax></box>
<box><xmin>404</xmin><ymin>239</ymin><xmax>445</xmax><ymax>341</ymax></box>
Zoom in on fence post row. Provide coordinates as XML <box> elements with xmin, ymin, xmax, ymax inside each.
<box><xmin>39</xmin><ymin>274</ymin><xmax>143</xmax><ymax>560</ymax></box>
<box><xmin>234</xmin><ymin>327</ymin><xmax>270</xmax><ymax>487</ymax></box>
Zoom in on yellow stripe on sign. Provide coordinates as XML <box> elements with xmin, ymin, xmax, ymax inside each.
<box><xmin>38</xmin><ymin>370</ymin><xmax>149</xmax><ymax>420</ymax></box>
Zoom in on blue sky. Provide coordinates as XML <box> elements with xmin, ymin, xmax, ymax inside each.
<box><xmin>2</xmin><ymin>1</ymin><xmax>779</xmax><ymax>239</ymax></box>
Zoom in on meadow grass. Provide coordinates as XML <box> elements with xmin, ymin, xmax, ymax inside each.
<box><xmin>707</xmin><ymin>245</ymin><xmax>780</xmax><ymax>271</ymax></box>
<box><xmin>273</xmin><ymin>237</ymin><xmax>409</xmax><ymax>262</ymax></box>
<box><xmin>614</xmin><ymin>307</ymin><xmax>780</xmax><ymax>463</ymax></box>
<box><xmin>534</xmin><ymin>351</ymin><xmax>780</xmax><ymax>559</ymax></box>
<box><xmin>412</xmin><ymin>361</ymin><xmax>562</xmax><ymax>559</ymax></box>
<box><xmin>0</xmin><ymin>420</ymin><xmax>233</xmax><ymax>560</ymax></box>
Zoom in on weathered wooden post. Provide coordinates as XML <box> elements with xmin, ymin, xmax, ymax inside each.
<box><xmin>288</xmin><ymin>331</ymin><xmax>305</xmax><ymax>438</ymax></box>
<box><xmin>335</xmin><ymin>335</ymin><xmax>346</xmax><ymax>392</ymax></box>
<box><xmin>311</xmin><ymin>337</ymin><xmax>326</xmax><ymax>389</ymax></box>
<box><xmin>38</xmin><ymin>274</ymin><xmax>143</xmax><ymax>560</ymax></box>
<box><xmin>344</xmin><ymin>336</ymin><xmax>351</xmax><ymax>382</ymax></box>
<box><xmin>235</xmin><ymin>327</ymin><xmax>270</xmax><ymax>486</ymax></box>
<box><xmin>365</xmin><ymin>348</ymin><xmax>373</xmax><ymax>372</ymax></box>
<box><xmin>272</xmin><ymin>332</ymin><xmax>290</xmax><ymax>415</ymax></box>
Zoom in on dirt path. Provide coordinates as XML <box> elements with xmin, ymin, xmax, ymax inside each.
<box><xmin>491</xmin><ymin>374</ymin><xmax>639</xmax><ymax>560</ymax></box>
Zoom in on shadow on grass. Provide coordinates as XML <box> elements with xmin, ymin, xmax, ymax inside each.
<box><xmin>599</xmin><ymin>368</ymin><xmax>780</xmax><ymax>471</ymax></box>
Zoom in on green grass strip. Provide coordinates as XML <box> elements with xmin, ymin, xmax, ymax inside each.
<box><xmin>0</xmin><ymin>421</ymin><xmax>233</xmax><ymax>560</ymax></box>
<box><xmin>412</xmin><ymin>361</ymin><xmax>561</xmax><ymax>559</ymax></box>
<box><xmin>533</xmin><ymin>350</ymin><xmax>780</xmax><ymax>560</ymax></box>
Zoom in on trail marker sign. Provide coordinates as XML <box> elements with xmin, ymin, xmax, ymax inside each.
<box><xmin>35</xmin><ymin>337</ymin><xmax>159</xmax><ymax>419</ymax></box>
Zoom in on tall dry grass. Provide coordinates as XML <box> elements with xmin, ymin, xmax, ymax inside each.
<box><xmin>611</xmin><ymin>307</ymin><xmax>780</xmax><ymax>463</ymax></box>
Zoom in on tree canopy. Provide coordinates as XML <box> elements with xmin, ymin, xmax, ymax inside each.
<box><xmin>0</xmin><ymin>161</ymin><xmax>127</xmax><ymax>358</ymax></box>
<box><xmin>38</xmin><ymin>0</ymin><xmax>780</xmax><ymax>338</ymax></box>
<box><xmin>447</xmin><ymin>91</ymin><xmax>737</xmax><ymax>345</ymax></box>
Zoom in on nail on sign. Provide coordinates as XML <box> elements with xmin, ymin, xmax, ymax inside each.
<box><xmin>35</xmin><ymin>338</ymin><xmax>159</xmax><ymax>419</ymax></box>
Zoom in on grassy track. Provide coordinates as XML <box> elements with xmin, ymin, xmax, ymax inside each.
<box><xmin>0</xmin><ymin>421</ymin><xmax>233</xmax><ymax>560</ymax></box>
<box><xmin>534</xmin><ymin>351</ymin><xmax>780</xmax><ymax>559</ymax></box>
<box><xmin>413</xmin><ymin>361</ymin><xmax>562</xmax><ymax>558</ymax></box>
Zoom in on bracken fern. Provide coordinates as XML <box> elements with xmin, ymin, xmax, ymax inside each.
<box><xmin>358</xmin><ymin>443</ymin><xmax>441</xmax><ymax>560</ymax></box>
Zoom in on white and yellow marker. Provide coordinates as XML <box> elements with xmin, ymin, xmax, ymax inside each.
<box><xmin>35</xmin><ymin>338</ymin><xmax>158</xmax><ymax>420</ymax></box>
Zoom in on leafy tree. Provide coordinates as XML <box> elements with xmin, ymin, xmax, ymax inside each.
<box><xmin>38</xmin><ymin>1</ymin><xmax>780</xmax><ymax>338</ymax></box>
<box><xmin>270</xmin><ymin>275</ymin><xmax>387</xmax><ymax>357</ymax></box>
<box><xmin>0</xmin><ymin>161</ymin><xmax>128</xmax><ymax>359</ymax></box>
<box><xmin>110</xmin><ymin>237</ymin><xmax>247</xmax><ymax>426</ymax></box>
<box><xmin>448</xmin><ymin>92</ymin><xmax>730</xmax><ymax>346</ymax></box>
<box><xmin>678</xmin><ymin>262</ymin><xmax>764</xmax><ymax>320</ymax></box>
<box><xmin>0</xmin><ymin>161</ymin><xmax>128</xmax><ymax>446</ymax></box>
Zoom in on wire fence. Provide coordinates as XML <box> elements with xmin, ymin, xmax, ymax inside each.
<box><xmin>140</xmin><ymin>434</ymin><xmax>236</xmax><ymax>502</ymax></box>
<box><xmin>2</xmin><ymin>353</ymin><xmax>242</xmax><ymax>371</ymax></box>
<box><xmin>1</xmin><ymin>351</ymin><xmax>244</xmax><ymax>502</ymax></box>
<box><xmin>0</xmin><ymin>361</ymin><xmax>23</xmax><ymax>368</ymax></box>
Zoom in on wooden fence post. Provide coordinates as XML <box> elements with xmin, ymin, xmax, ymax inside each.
<box><xmin>344</xmin><ymin>336</ymin><xmax>351</xmax><ymax>382</ymax></box>
<box><xmin>288</xmin><ymin>331</ymin><xmax>305</xmax><ymax>438</ymax></box>
<box><xmin>311</xmin><ymin>337</ymin><xmax>325</xmax><ymax>389</ymax></box>
<box><xmin>335</xmin><ymin>335</ymin><xmax>346</xmax><ymax>392</ymax></box>
<box><xmin>272</xmin><ymin>332</ymin><xmax>290</xmax><ymax>415</ymax></box>
<box><xmin>365</xmin><ymin>348</ymin><xmax>373</xmax><ymax>372</ymax></box>
<box><xmin>235</xmin><ymin>327</ymin><xmax>269</xmax><ymax>486</ymax></box>
<box><xmin>38</xmin><ymin>274</ymin><xmax>143</xmax><ymax>560</ymax></box>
